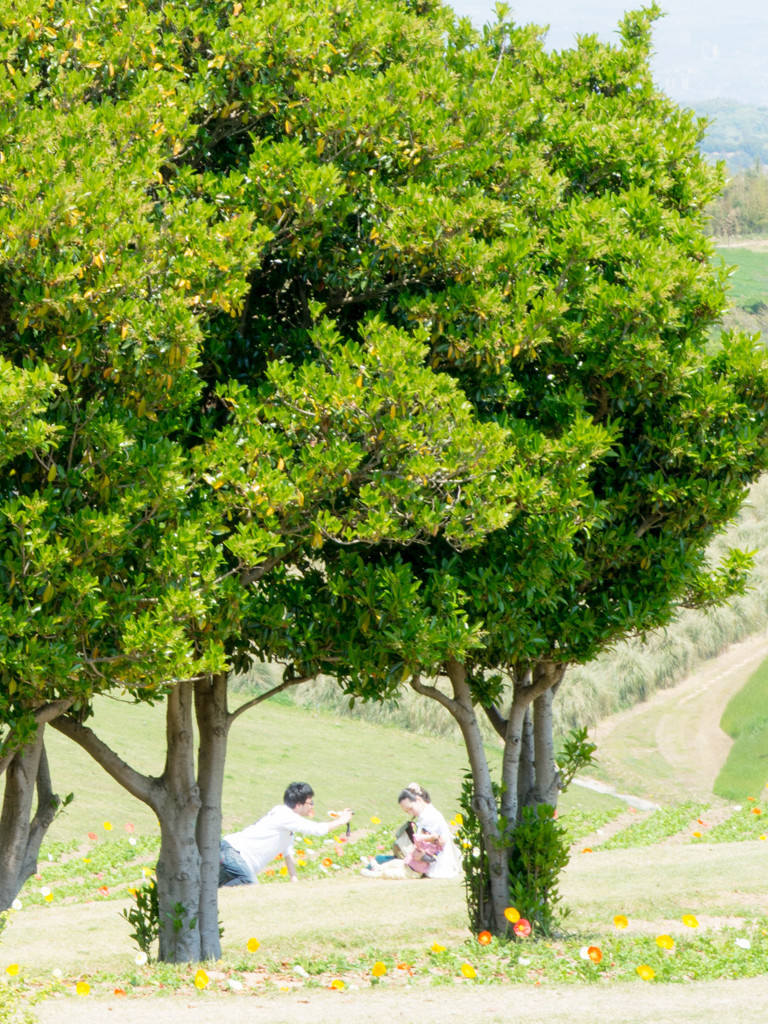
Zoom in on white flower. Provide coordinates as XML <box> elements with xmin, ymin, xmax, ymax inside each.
<box><xmin>40</xmin><ymin>887</ymin><xmax>51</xmax><ymax>897</ymax></box>
<box><xmin>52</xmin><ymin>968</ymin><xmax>63</xmax><ymax>979</ymax></box>
<box><xmin>735</xmin><ymin>938</ymin><xmax>751</xmax><ymax>950</ymax></box>
<box><xmin>128</xmin><ymin>837</ymin><xmax>137</xmax><ymax>846</ymax></box>
<box><xmin>228</xmin><ymin>979</ymin><xmax>243</xmax><ymax>990</ymax></box>
<box><xmin>11</xmin><ymin>899</ymin><xmax>22</xmax><ymax>911</ymax></box>
<box><xmin>293</xmin><ymin>965</ymin><xmax>309</xmax><ymax>978</ymax></box>
<box><xmin>135</xmin><ymin>951</ymin><xmax>148</xmax><ymax>966</ymax></box>
<box><xmin>518</xmin><ymin>957</ymin><xmax>531</xmax><ymax>966</ymax></box>
<box><xmin>579</xmin><ymin>946</ymin><xmax>591</xmax><ymax>960</ymax></box>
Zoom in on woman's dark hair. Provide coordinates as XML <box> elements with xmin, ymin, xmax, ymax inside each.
<box><xmin>284</xmin><ymin>782</ymin><xmax>314</xmax><ymax>808</ymax></box>
<box><xmin>398</xmin><ymin>783</ymin><xmax>430</xmax><ymax>804</ymax></box>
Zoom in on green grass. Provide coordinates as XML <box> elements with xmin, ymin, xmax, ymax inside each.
<box><xmin>600</xmin><ymin>802</ymin><xmax>707</xmax><ymax>850</ymax></box>
<box><xmin>715</xmin><ymin>653</ymin><xmax>768</xmax><ymax>799</ymax></box>
<box><xmin>715</xmin><ymin>246</ymin><xmax>768</xmax><ymax>311</ymax></box>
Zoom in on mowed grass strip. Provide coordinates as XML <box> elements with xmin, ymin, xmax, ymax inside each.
<box><xmin>715</xmin><ymin>653</ymin><xmax>768</xmax><ymax>800</ymax></box>
<box><xmin>715</xmin><ymin>246</ymin><xmax>768</xmax><ymax>310</ymax></box>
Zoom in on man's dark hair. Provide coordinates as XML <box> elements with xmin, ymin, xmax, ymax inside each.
<box><xmin>284</xmin><ymin>781</ymin><xmax>314</xmax><ymax>808</ymax></box>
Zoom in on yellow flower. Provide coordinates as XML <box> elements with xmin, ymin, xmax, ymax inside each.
<box><xmin>82</xmin><ymin>858</ymin><xmax>91</xmax><ymax>864</ymax></box>
<box><xmin>247</xmin><ymin>938</ymin><xmax>260</xmax><ymax>953</ymax></box>
<box><xmin>431</xmin><ymin>943</ymin><xmax>446</xmax><ymax>953</ymax></box>
<box><xmin>656</xmin><ymin>934</ymin><xmax>675</xmax><ymax>950</ymax></box>
<box><xmin>142</xmin><ymin>867</ymin><xmax>153</xmax><ymax>877</ymax></box>
<box><xmin>504</xmin><ymin>907</ymin><xmax>520</xmax><ymax>923</ymax></box>
<box><xmin>682</xmin><ymin>914</ymin><xmax>698</xmax><ymax>928</ymax></box>
<box><xmin>44</xmin><ymin>892</ymin><xmax>54</xmax><ymax>903</ymax></box>
<box><xmin>6</xmin><ymin>964</ymin><xmax>19</xmax><ymax>977</ymax></box>
<box><xmin>613</xmin><ymin>914</ymin><xmax>628</xmax><ymax>929</ymax></box>
<box><xmin>329</xmin><ymin>978</ymin><xmax>345</xmax><ymax>990</ymax></box>
<box><xmin>692</xmin><ymin>831</ymin><xmax>702</xmax><ymax>838</ymax></box>
<box><xmin>452</xmin><ymin>813</ymin><xmax>463</xmax><ymax>826</ymax></box>
<box><xmin>371</xmin><ymin>962</ymin><xmax>387</xmax><ymax>977</ymax></box>
<box><xmin>460</xmin><ymin>963</ymin><xmax>477</xmax><ymax>979</ymax></box>
<box><xmin>636</xmin><ymin>965</ymin><xmax>655</xmax><ymax>981</ymax></box>
<box><xmin>279</xmin><ymin>865</ymin><xmax>288</xmax><ymax>876</ymax></box>
<box><xmin>194</xmin><ymin>969</ymin><xmax>209</xmax><ymax>989</ymax></box>
<box><xmin>76</xmin><ymin>981</ymin><xmax>90</xmax><ymax>996</ymax></box>
<box><xmin>103</xmin><ymin>821</ymin><xmax>113</xmax><ymax>831</ymax></box>
<box><xmin>296</xmin><ymin>859</ymin><xmax>306</xmax><ymax>867</ymax></box>
<box><xmin>370</xmin><ymin>816</ymin><xmax>381</xmax><ymax>824</ymax></box>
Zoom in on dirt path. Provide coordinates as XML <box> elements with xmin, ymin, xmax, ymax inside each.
<box><xmin>586</xmin><ymin>632</ymin><xmax>768</xmax><ymax>803</ymax></box>
<box><xmin>33</xmin><ymin>975</ymin><xmax>768</xmax><ymax>1024</ymax></box>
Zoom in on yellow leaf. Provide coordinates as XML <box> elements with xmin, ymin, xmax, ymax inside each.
<box><xmin>137</xmin><ymin>398</ymin><xmax>147</xmax><ymax>418</ymax></box>
<box><xmin>322</xmin><ymin>63</ymin><xmax>331</xmax><ymax>74</ymax></box>
<box><xmin>354</xmin><ymin>375</ymin><xmax>363</xmax><ymax>388</ymax></box>
<box><xmin>121</xmin><ymin>323</ymin><xmax>128</xmax><ymax>340</ymax></box>
<box><xmin>369</xmin><ymin>226</ymin><xmax>379</xmax><ymax>239</ymax></box>
<box><xmin>296</xmin><ymin>490</ymin><xmax>304</xmax><ymax>507</ymax></box>
<box><xmin>47</xmin><ymin>464</ymin><xmax>57</xmax><ymax>483</ymax></box>
<box><xmin>108</xmin><ymin>62</ymin><xmax>115</xmax><ymax>77</ymax></box>
<box><xmin>276</xmin><ymin>457</ymin><xmax>285</xmax><ymax>471</ymax></box>
<box><xmin>311</xmin><ymin>528</ymin><xmax>323</xmax><ymax>549</ymax></box>
<box><xmin>29</xmin><ymin>235</ymin><xmax>39</xmax><ymax>249</ymax></box>
<box><xmin>512</xmin><ymin>345</ymin><xmax>520</xmax><ymax>357</ymax></box>
<box><xmin>42</xmin><ymin>582</ymin><xmax>55</xmax><ymax>603</ymax></box>
<box><xmin>284</xmin><ymin>119</ymin><xmax>292</xmax><ymax>134</ymax></box>
<box><xmin>316</xmin><ymin>137</ymin><xmax>325</xmax><ymax>157</ymax></box>
<box><xmin>233</xmin><ymin>1</ymin><xmax>243</xmax><ymax>13</ymax></box>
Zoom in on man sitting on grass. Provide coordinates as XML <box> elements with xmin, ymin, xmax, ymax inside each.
<box><xmin>218</xmin><ymin>781</ymin><xmax>353</xmax><ymax>886</ymax></box>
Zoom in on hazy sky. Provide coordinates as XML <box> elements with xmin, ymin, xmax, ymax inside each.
<box><xmin>448</xmin><ymin>1</ymin><xmax>768</xmax><ymax>106</ymax></box>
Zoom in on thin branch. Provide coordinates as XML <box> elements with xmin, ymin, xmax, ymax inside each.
<box><xmin>410</xmin><ymin>674</ymin><xmax>460</xmax><ymax>716</ymax></box>
<box><xmin>228</xmin><ymin>674</ymin><xmax>312</xmax><ymax>726</ymax></box>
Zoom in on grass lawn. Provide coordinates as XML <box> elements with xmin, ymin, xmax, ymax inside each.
<box><xmin>716</xmin><ymin>653</ymin><xmax>768</xmax><ymax>800</ymax></box>
<box><xmin>715</xmin><ymin>246</ymin><xmax>768</xmax><ymax>311</ymax></box>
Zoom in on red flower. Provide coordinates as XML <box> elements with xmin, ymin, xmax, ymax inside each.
<box><xmin>87</xmin><ymin>833</ymin><xmax>97</xmax><ymax>841</ymax></box>
<box><xmin>513</xmin><ymin>919</ymin><xmax>532</xmax><ymax>937</ymax></box>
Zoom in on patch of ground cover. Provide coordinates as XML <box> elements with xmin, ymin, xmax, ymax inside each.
<box><xmin>599</xmin><ymin>802</ymin><xmax>710</xmax><ymax>850</ymax></box>
<box><xmin>559</xmin><ymin>804</ymin><xmax>626</xmax><ymax>847</ymax></box>
<box><xmin>715</xmin><ymin>246</ymin><xmax>768</xmax><ymax>311</ymax></box>
<box><xmin>715</xmin><ymin>653</ymin><xmax>768</xmax><ymax>799</ymax></box>
<box><xmin>701</xmin><ymin>803</ymin><xmax>768</xmax><ymax>843</ymax></box>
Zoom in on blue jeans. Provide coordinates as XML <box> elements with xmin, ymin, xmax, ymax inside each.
<box><xmin>218</xmin><ymin>840</ymin><xmax>254</xmax><ymax>887</ymax></box>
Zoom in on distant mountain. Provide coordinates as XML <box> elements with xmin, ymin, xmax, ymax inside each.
<box><xmin>694</xmin><ymin>100</ymin><xmax>768</xmax><ymax>172</ymax></box>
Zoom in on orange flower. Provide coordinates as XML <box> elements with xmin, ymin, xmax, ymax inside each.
<box><xmin>114</xmin><ymin>988</ymin><xmax>126</xmax><ymax>997</ymax></box>
<box><xmin>504</xmin><ymin>907</ymin><xmax>520</xmax><ymax>923</ymax></box>
<box><xmin>329</xmin><ymin>978</ymin><xmax>345</xmax><ymax>990</ymax></box>
<box><xmin>98</xmin><ymin>886</ymin><xmax>109</xmax><ymax>896</ymax></box>
<box><xmin>265</xmin><ymin>868</ymin><xmax>275</xmax><ymax>877</ymax></box>
<box><xmin>613</xmin><ymin>914</ymin><xmax>629</xmax><ymax>929</ymax></box>
<box><xmin>587</xmin><ymin>946</ymin><xmax>602</xmax><ymax>963</ymax></box>
<box><xmin>460</xmin><ymin>963</ymin><xmax>476</xmax><ymax>979</ymax></box>
<box><xmin>322</xmin><ymin>857</ymin><xmax>333</xmax><ymax>867</ymax></box>
<box><xmin>581</xmin><ymin>847</ymin><xmax>593</xmax><ymax>854</ymax></box>
<box><xmin>682</xmin><ymin>914</ymin><xmax>698</xmax><ymax>928</ymax></box>
<box><xmin>371</xmin><ymin>962</ymin><xmax>387</xmax><ymax>977</ymax></box>
<box><xmin>752</xmin><ymin>808</ymin><xmax>762</xmax><ymax>815</ymax></box>
<box><xmin>247</xmin><ymin>938</ymin><xmax>260</xmax><ymax>953</ymax></box>
<box><xmin>748</xmin><ymin>797</ymin><xmax>755</xmax><ymax>801</ymax></box>
<box><xmin>513</xmin><ymin>919</ymin><xmax>531</xmax><ymax>938</ymax></box>
<box><xmin>656</xmin><ymin>934</ymin><xmax>675</xmax><ymax>950</ymax></box>
<box><xmin>636</xmin><ymin>965</ymin><xmax>655</xmax><ymax>981</ymax></box>
<box><xmin>692</xmin><ymin>831</ymin><xmax>702</xmax><ymax>838</ymax></box>
<box><xmin>477</xmin><ymin>930</ymin><xmax>492</xmax><ymax>945</ymax></box>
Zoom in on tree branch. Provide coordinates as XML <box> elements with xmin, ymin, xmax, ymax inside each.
<box><xmin>228</xmin><ymin>674</ymin><xmax>312</xmax><ymax>726</ymax></box>
<box><xmin>410</xmin><ymin>674</ymin><xmax>461</xmax><ymax>717</ymax></box>
<box><xmin>50</xmin><ymin>716</ymin><xmax>156</xmax><ymax>809</ymax></box>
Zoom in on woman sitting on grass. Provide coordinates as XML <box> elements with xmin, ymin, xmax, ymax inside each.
<box><xmin>361</xmin><ymin>782</ymin><xmax>461</xmax><ymax>879</ymax></box>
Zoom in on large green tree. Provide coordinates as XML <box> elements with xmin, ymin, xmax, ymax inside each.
<box><xmin>243</xmin><ymin>4</ymin><xmax>768</xmax><ymax>935</ymax></box>
<box><xmin>0</xmin><ymin>0</ymin><xmax>521</xmax><ymax>960</ymax></box>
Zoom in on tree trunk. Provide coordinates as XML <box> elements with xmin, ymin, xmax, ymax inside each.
<box><xmin>194</xmin><ymin>673</ymin><xmax>229</xmax><ymax>961</ymax></box>
<box><xmin>532</xmin><ymin>685</ymin><xmax>561</xmax><ymax>807</ymax></box>
<box><xmin>155</xmin><ymin>681</ymin><xmax>202</xmax><ymax>963</ymax></box>
<box><xmin>517</xmin><ymin>706</ymin><xmax>535</xmax><ymax>810</ymax></box>
<box><xmin>0</xmin><ymin>730</ymin><xmax>61</xmax><ymax>910</ymax></box>
<box><xmin>442</xmin><ymin>660</ymin><xmax>509</xmax><ymax>933</ymax></box>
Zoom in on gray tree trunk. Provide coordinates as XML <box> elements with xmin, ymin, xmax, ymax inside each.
<box><xmin>194</xmin><ymin>672</ymin><xmax>229</xmax><ymax>961</ymax></box>
<box><xmin>155</xmin><ymin>681</ymin><xmax>202</xmax><ymax>963</ymax></box>
<box><xmin>0</xmin><ymin>730</ymin><xmax>60</xmax><ymax>910</ymax></box>
<box><xmin>517</xmin><ymin>706</ymin><xmax>535</xmax><ymax>810</ymax></box>
<box><xmin>532</xmin><ymin>684</ymin><xmax>561</xmax><ymax>807</ymax></box>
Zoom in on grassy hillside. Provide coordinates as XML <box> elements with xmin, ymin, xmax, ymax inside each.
<box><xmin>715</xmin><ymin>246</ymin><xmax>768</xmax><ymax>311</ymax></box>
<box><xmin>27</xmin><ymin>695</ymin><xmax>618</xmax><ymax>848</ymax></box>
<box><xmin>715</xmin><ymin>654</ymin><xmax>768</xmax><ymax>799</ymax></box>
